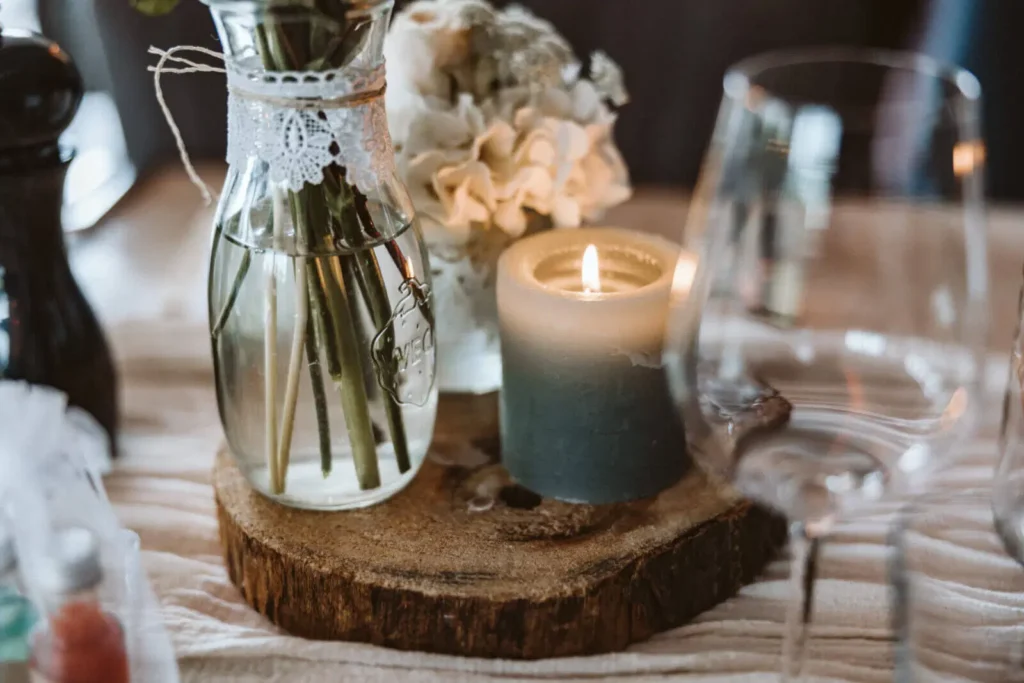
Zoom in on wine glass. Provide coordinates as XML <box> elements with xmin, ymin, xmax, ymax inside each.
<box><xmin>991</xmin><ymin>274</ymin><xmax>1024</xmax><ymax>682</ymax></box>
<box><xmin>664</xmin><ymin>48</ymin><xmax>988</xmax><ymax>681</ymax></box>
<box><xmin>994</xmin><ymin>273</ymin><xmax>1024</xmax><ymax>564</ymax></box>
<box><xmin>893</xmin><ymin>490</ymin><xmax>1024</xmax><ymax>682</ymax></box>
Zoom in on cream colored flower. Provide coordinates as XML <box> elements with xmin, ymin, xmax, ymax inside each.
<box><xmin>489</xmin><ymin>5</ymin><xmax>574</xmax><ymax>88</ymax></box>
<box><xmin>384</xmin><ymin>0</ymin><xmax>491</xmax><ymax>144</ymax></box>
<box><xmin>399</xmin><ymin>88</ymin><xmax>630</xmax><ymax>243</ymax></box>
<box><xmin>383</xmin><ymin>2</ymin><xmax>468</xmax><ymax>100</ymax></box>
<box><xmin>385</xmin><ymin>1</ymin><xmax>631</xmax><ymax>245</ymax></box>
<box><xmin>401</xmin><ymin>96</ymin><xmax>516</xmax><ymax>245</ymax></box>
<box><xmin>496</xmin><ymin>82</ymin><xmax>631</xmax><ymax>229</ymax></box>
<box><xmin>385</xmin><ymin>0</ymin><xmax>578</xmax><ymax>143</ymax></box>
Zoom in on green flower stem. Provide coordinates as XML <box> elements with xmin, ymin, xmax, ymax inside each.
<box><xmin>321</xmin><ymin>177</ymin><xmax>413</xmax><ymax>472</ymax></box>
<box><xmin>304</xmin><ymin>302</ymin><xmax>333</xmax><ymax>477</ymax></box>
<box><xmin>350</xmin><ymin>249</ymin><xmax>412</xmax><ymax>473</ymax></box>
<box><xmin>306</xmin><ymin>256</ymin><xmax>342</xmax><ymax>380</ymax></box>
<box><xmin>323</xmin><ymin>168</ymin><xmax>423</xmax><ymax>309</ymax></box>
<box><xmin>352</xmin><ymin>187</ymin><xmax>434</xmax><ymax>327</ymax></box>
<box><xmin>336</xmin><ymin>253</ymin><xmax>377</xmax><ymax>396</ymax></box>
<box><xmin>300</xmin><ymin>186</ymin><xmax>346</xmax><ymax>482</ymax></box>
<box><xmin>209</xmin><ymin>219</ymin><xmax>224</xmax><ymax>291</ymax></box>
<box><xmin>300</xmin><ymin>183</ymin><xmax>383</xmax><ymax>488</ymax></box>
<box><xmin>211</xmin><ymin>249</ymin><xmax>252</xmax><ymax>340</ymax></box>
<box><xmin>208</xmin><ymin>223</ymin><xmax>228</xmax><ymax>424</ymax></box>
<box><xmin>320</xmin><ymin>255</ymin><xmax>381</xmax><ymax>490</ymax></box>
<box><xmin>209</xmin><ymin>211</ymin><xmax>246</xmax><ymax>341</ymax></box>
<box><xmin>324</xmin><ymin>178</ymin><xmax>426</xmax><ymax>475</ymax></box>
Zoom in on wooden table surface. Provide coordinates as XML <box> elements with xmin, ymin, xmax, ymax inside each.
<box><xmin>70</xmin><ymin>165</ymin><xmax>1024</xmax><ymax>682</ymax></box>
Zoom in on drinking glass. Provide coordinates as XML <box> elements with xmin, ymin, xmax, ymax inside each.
<box><xmin>893</xmin><ymin>491</ymin><xmax>1024</xmax><ymax>683</ymax></box>
<box><xmin>994</xmin><ymin>274</ymin><xmax>1024</xmax><ymax>563</ymax></box>
<box><xmin>664</xmin><ymin>48</ymin><xmax>988</xmax><ymax>680</ymax></box>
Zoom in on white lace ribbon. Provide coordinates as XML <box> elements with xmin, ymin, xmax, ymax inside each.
<box><xmin>149</xmin><ymin>45</ymin><xmax>396</xmax><ymax>202</ymax></box>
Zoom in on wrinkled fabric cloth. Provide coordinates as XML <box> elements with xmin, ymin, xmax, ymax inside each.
<box><xmin>106</xmin><ymin>320</ymin><xmax>1011</xmax><ymax>683</ymax></box>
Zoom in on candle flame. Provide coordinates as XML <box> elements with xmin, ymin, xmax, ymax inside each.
<box><xmin>581</xmin><ymin>244</ymin><xmax>601</xmax><ymax>293</ymax></box>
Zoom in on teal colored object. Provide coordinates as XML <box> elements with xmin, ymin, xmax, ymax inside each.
<box><xmin>0</xmin><ymin>585</ymin><xmax>34</xmax><ymax>662</ymax></box>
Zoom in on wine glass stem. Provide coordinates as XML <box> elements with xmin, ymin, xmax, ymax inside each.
<box><xmin>782</xmin><ymin>524</ymin><xmax>822</xmax><ymax>683</ymax></box>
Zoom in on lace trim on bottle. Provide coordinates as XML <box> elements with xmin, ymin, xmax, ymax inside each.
<box><xmin>226</xmin><ymin>60</ymin><xmax>395</xmax><ymax>194</ymax></box>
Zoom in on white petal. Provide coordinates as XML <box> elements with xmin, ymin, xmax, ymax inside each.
<box><xmin>513</xmin><ymin>106</ymin><xmax>542</xmax><ymax>132</ymax></box>
<box><xmin>479</xmin><ymin>120</ymin><xmax>517</xmax><ymax>162</ymax></box>
<box><xmin>597</xmin><ymin>139</ymin><xmax>631</xmax><ymax>186</ymax></box>
<box><xmin>522</xmin><ymin>183</ymin><xmax>553</xmax><ymax>215</ymax></box>
<box><xmin>450</xmin><ymin>180</ymin><xmax>492</xmax><ymax>225</ymax></box>
<box><xmin>405</xmin><ymin>149</ymin><xmax>469</xmax><ymax>189</ymax></box>
<box><xmin>496</xmin><ymin>87</ymin><xmax>532</xmax><ymax>120</ymax></box>
<box><xmin>468</xmin><ymin>121</ymin><xmax>515</xmax><ymax>168</ymax></box>
<box><xmin>549</xmin><ymin>119</ymin><xmax>590</xmax><ymax>161</ymax></box>
<box><xmin>456</xmin><ymin>93</ymin><xmax>486</xmax><ymax>134</ymax></box>
<box><xmin>405</xmin><ymin>108</ymin><xmax>473</xmax><ymax>156</ymax></box>
<box><xmin>570</xmin><ymin>80</ymin><xmax>602</xmax><ymax>123</ymax></box>
<box><xmin>514</xmin><ymin>129</ymin><xmax>556</xmax><ymax>167</ymax></box>
<box><xmin>515</xmin><ymin>166</ymin><xmax>554</xmax><ymax>202</ymax></box>
<box><xmin>535</xmin><ymin>86</ymin><xmax>573</xmax><ymax>119</ymax></box>
<box><xmin>551</xmin><ymin>195</ymin><xmax>582</xmax><ymax>227</ymax></box>
<box><xmin>437</xmin><ymin>160</ymin><xmax>497</xmax><ymax>211</ymax></box>
<box><xmin>576</xmin><ymin>152</ymin><xmax>632</xmax><ymax>219</ymax></box>
<box><xmin>493</xmin><ymin>201</ymin><xmax>528</xmax><ymax>236</ymax></box>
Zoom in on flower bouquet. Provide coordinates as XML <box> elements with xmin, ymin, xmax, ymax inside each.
<box><xmin>384</xmin><ymin>0</ymin><xmax>632</xmax><ymax>393</ymax></box>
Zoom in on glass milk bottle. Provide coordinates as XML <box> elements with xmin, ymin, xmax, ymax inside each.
<box><xmin>28</xmin><ymin>528</ymin><xmax>129</xmax><ymax>683</ymax></box>
<box><xmin>205</xmin><ymin>0</ymin><xmax>438</xmax><ymax>510</ymax></box>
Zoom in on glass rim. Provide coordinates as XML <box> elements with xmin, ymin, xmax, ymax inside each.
<box><xmin>723</xmin><ymin>47</ymin><xmax>982</xmax><ymax>106</ymax></box>
<box><xmin>202</xmin><ymin>0</ymin><xmax>392</xmax><ymax>14</ymax></box>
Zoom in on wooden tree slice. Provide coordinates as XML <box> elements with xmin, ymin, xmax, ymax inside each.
<box><xmin>215</xmin><ymin>394</ymin><xmax>786</xmax><ymax>659</ymax></box>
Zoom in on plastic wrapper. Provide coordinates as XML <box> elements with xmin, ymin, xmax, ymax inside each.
<box><xmin>0</xmin><ymin>381</ymin><xmax>179</xmax><ymax>682</ymax></box>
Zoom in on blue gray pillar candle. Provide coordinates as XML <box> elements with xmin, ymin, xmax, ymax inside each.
<box><xmin>497</xmin><ymin>227</ymin><xmax>696</xmax><ymax>504</ymax></box>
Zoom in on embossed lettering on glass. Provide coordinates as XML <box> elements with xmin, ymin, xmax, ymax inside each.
<box><xmin>206</xmin><ymin>0</ymin><xmax>438</xmax><ymax>510</ymax></box>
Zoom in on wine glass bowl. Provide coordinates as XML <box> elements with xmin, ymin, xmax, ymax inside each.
<box><xmin>994</xmin><ymin>280</ymin><xmax>1024</xmax><ymax>567</ymax></box>
<box><xmin>693</xmin><ymin>328</ymin><xmax>980</xmax><ymax>528</ymax></box>
<box><xmin>665</xmin><ymin>48</ymin><xmax>988</xmax><ymax>679</ymax></box>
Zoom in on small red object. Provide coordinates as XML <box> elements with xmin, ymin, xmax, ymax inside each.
<box><xmin>30</xmin><ymin>600</ymin><xmax>129</xmax><ymax>683</ymax></box>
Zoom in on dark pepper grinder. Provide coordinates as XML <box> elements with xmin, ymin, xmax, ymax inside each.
<box><xmin>0</xmin><ymin>27</ymin><xmax>119</xmax><ymax>457</ymax></box>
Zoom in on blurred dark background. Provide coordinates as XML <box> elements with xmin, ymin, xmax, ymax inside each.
<box><xmin>17</xmin><ymin>0</ymin><xmax>1024</xmax><ymax>199</ymax></box>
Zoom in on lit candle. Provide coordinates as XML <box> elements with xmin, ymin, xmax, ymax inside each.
<box><xmin>497</xmin><ymin>227</ymin><xmax>695</xmax><ymax>504</ymax></box>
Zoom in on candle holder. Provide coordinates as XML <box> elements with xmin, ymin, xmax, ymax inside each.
<box><xmin>497</xmin><ymin>227</ymin><xmax>691</xmax><ymax>504</ymax></box>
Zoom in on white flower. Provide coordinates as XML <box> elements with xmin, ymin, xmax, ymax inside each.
<box><xmin>384</xmin><ymin>0</ymin><xmax>632</xmax><ymax>245</ymax></box>
<box><xmin>385</xmin><ymin>0</ymin><xmax>576</xmax><ymax>143</ymax></box>
<box><xmin>488</xmin><ymin>5</ymin><xmax>575</xmax><ymax>88</ymax></box>
<box><xmin>384</xmin><ymin>0</ymin><xmax>483</xmax><ymax>143</ymax></box>
<box><xmin>383</xmin><ymin>2</ymin><xmax>467</xmax><ymax>98</ymax></box>
<box><xmin>402</xmin><ymin>96</ymin><xmax>512</xmax><ymax>244</ymax></box>
<box><xmin>589</xmin><ymin>50</ymin><xmax>630</xmax><ymax>107</ymax></box>
<box><xmin>507</xmin><ymin>85</ymin><xmax>631</xmax><ymax>229</ymax></box>
<box><xmin>398</xmin><ymin>86</ymin><xmax>630</xmax><ymax>244</ymax></box>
